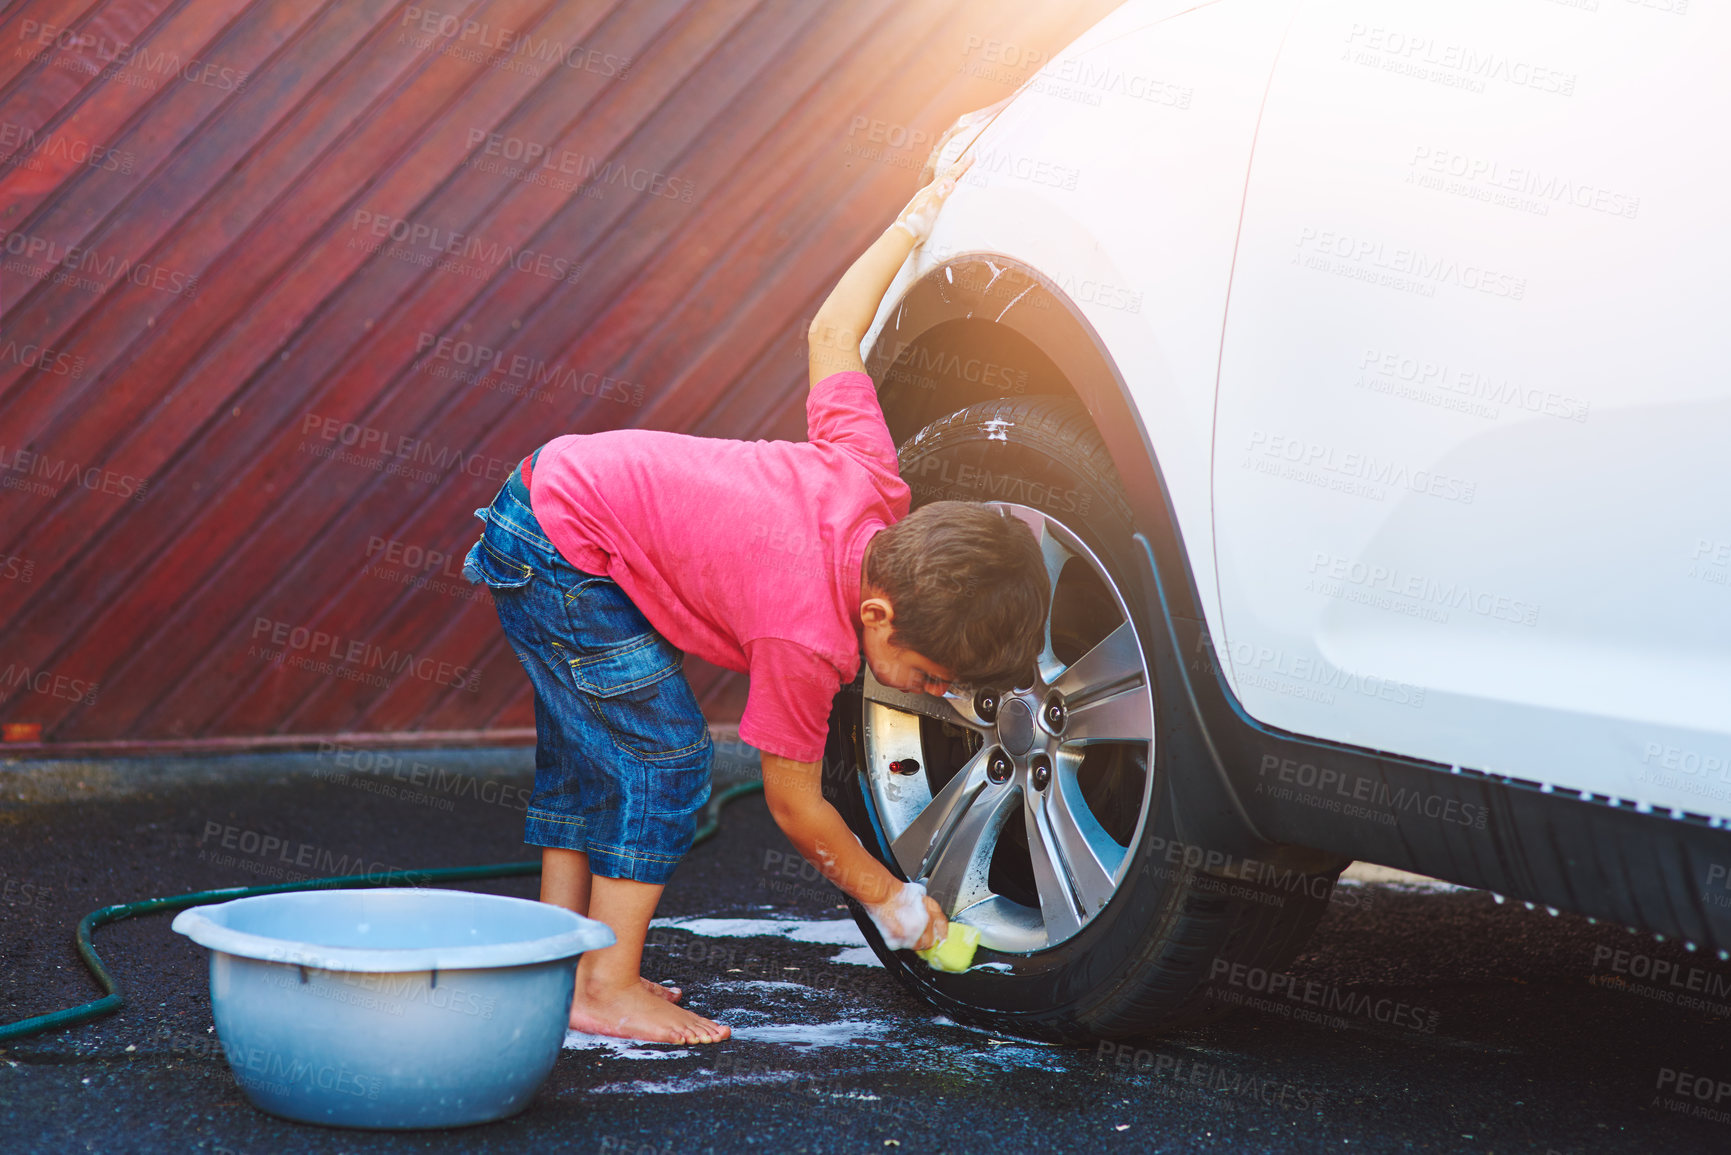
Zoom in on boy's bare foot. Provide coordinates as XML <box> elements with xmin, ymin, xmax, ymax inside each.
<box><xmin>641</xmin><ymin>977</ymin><xmax>681</xmax><ymax>1002</ymax></box>
<box><xmin>570</xmin><ymin>977</ymin><xmax>729</xmax><ymax>1044</ymax></box>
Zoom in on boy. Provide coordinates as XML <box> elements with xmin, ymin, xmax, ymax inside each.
<box><xmin>463</xmin><ymin>158</ymin><xmax>1049</xmax><ymax>1044</ymax></box>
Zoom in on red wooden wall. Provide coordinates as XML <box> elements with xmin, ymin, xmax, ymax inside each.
<box><xmin>0</xmin><ymin>0</ymin><xmax>1119</xmax><ymax>753</ymax></box>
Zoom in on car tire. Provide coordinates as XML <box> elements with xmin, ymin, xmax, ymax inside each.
<box><xmin>824</xmin><ymin>394</ymin><xmax>1344</xmax><ymax>1042</ymax></box>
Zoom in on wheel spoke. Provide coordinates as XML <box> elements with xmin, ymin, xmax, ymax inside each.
<box><xmin>1061</xmin><ymin>687</ymin><xmax>1154</xmax><ymax>745</ymax></box>
<box><xmin>1033</xmin><ymin>514</ymin><xmax>1073</xmax><ymax>603</ymax></box>
<box><xmin>1035</xmin><ymin>519</ymin><xmax>1075</xmax><ymax>685</ymax></box>
<box><xmin>1052</xmin><ymin>621</ymin><xmax>1144</xmax><ymax>704</ymax></box>
<box><xmin>921</xmin><ymin>778</ymin><xmax>1019</xmax><ymax>915</ymax></box>
<box><xmin>1023</xmin><ymin>792</ymin><xmax>1083</xmax><ymax>944</ymax></box>
<box><xmin>997</xmin><ymin>506</ymin><xmax>1073</xmax><ymax>686</ymax></box>
<box><xmin>863</xmin><ymin>670</ymin><xmax>984</xmax><ymax>732</ymax></box>
<box><xmin>1043</xmin><ymin>757</ymin><xmax>1125</xmax><ymax>916</ymax></box>
<box><xmin>889</xmin><ymin>746</ymin><xmax>991</xmax><ymax>880</ymax></box>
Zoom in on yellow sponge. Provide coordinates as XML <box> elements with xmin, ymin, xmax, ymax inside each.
<box><xmin>916</xmin><ymin>922</ymin><xmax>982</xmax><ymax>973</ymax></box>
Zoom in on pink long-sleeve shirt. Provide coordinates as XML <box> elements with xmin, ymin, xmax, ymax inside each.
<box><xmin>529</xmin><ymin>370</ymin><xmax>910</xmax><ymax>761</ymax></box>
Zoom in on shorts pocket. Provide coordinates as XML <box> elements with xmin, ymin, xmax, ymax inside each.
<box><xmin>646</xmin><ymin>759</ymin><xmax>711</xmax><ymax>822</ymax></box>
<box><xmin>463</xmin><ymin>535</ymin><xmax>533</xmax><ymax>590</ymax></box>
<box><xmin>569</xmin><ymin>633</ymin><xmax>712</xmax><ymax>768</ymax></box>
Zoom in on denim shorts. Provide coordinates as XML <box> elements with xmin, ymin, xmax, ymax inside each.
<box><xmin>462</xmin><ymin>451</ymin><xmax>712</xmax><ymax>884</ymax></box>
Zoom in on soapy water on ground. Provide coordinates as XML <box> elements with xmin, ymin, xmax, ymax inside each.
<box><xmin>727</xmin><ymin>1020</ymin><xmax>890</xmax><ymax>1047</ymax></box>
<box><xmin>566</xmin><ymin>872</ymin><xmax>1480</xmax><ymax>1090</ymax></box>
<box><xmin>563</xmin><ymin>1030</ymin><xmax>695</xmax><ymax>1061</ymax></box>
<box><xmin>649</xmin><ymin>915</ymin><xmax>1013</xmax><ymax>971</ymax></box>
<box><xmin>562</xmin><ymin>913</ymin><xmax>1082</xmax><ymax>1090</ymax></box>
<box><xmin>647</xmin><ymin>915</ymin><xmax>868</xmax><ymax>946</ymax></box>
<box><xmin>710</xmin><ymin>979</ymin><xmax>823</xmax><ymax>997</ymax></box>
<box><xmin>828</xmin><ymin>946</ymin><xmax>879</xmax><ymax>966</ymax></box>
<box><xmin>566</xmin><ymin>917</ymin><xmax>889</xmax><ymax>1056</ymax></box>
<box><xmin>585</xmin><ymin>1071</ymin><xmax>811</xmax><ymax>1096</ymax></box>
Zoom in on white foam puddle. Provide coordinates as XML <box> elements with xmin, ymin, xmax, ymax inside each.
<box><xmin>650</xmin><ymin>916</ymin><xmax>867</xmax><ymax>946</ymax></box>
<box><xmin>721</xmin><ymin>1008</ymin><xmax>775</xmax><ymax>1026</ymax></box>
<box><xmin>711</xmin><ymin>980</ymin><xmax>820</xmax><ymax>997</ymax></box>
<box><xmin>562</xmin><ymin>1029</ymin><xmax>692</xmax><ymax>1060</ymax></box>
<box><xmin>919</xmin><ymin>1017</ymin><xmax>1076</xmax><ymax>1072</ymax></box>
<box><xmin>589</xmin><ymin>1071</ymin><xmax>798</xmax><ymax>1095</ymax></box>
<box><xmin>930</xmin><ymin>1014</ymin><xmax>1064</xmax><ymax>1046</ymax></box>
<box><xmin>982</xmin><ymin>1047</ymin><xmax>1075</xmax><ymax>1073</ymax></box>
<box><xmin>828</xmin><ymin>946</ymin><xmax>881</xmax><ymax>966</ymax></box>
<box><xmin>727</xmin><ymin>1019</ymin><xmax>890</xmax><ymax>1048</ymax></box>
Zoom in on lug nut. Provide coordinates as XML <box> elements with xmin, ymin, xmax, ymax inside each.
<box><xmin>1042</xmin><ymin>694</ymin><xmax>1066</xmax><ymax>734</ymax></box>
<box><xmin>1030</xmin><ymin>754</ymin><xmax>1052</xmax><ymax>792</ymax></box>
<box><xmin>974</xmin><ymin>689</ymin><xmax>1000</xmax><ymax>723</ymax></box>
<box><xmin>987</xmin><ymin>750</ymin><xmax>1013</xmax><ymax>784</ymax></box>
<box><xmin>889</xmin><ymin>758</ymin><xmax>921</xmax><ymax>776</ymax></box>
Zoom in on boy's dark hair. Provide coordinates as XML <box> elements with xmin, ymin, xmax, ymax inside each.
<box><xmin>864</xmin><ymin>501</ymin><xmax>1050</xmax><ymax>690</ymax></box>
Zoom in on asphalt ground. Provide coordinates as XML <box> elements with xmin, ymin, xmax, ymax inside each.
<box><xmin>3</xmin><ymin>744</ymin><xmax>1731</xmax><ymax>1154</ymax></box>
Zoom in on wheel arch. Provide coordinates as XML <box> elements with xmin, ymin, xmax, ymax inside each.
<box><xmin>863</xmin><ymin>254</ymin><xmax>1195</xmax><ymax>621</ymax></box>
<box><xmin>863</xmin><ymin>254</ymin><xmax>1286</xmax><ymax>867</ymax></box>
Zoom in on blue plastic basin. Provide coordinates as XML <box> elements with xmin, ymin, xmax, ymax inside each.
<box><xmin>171</xmin><ymin>888</ymin><xmax>614</xmax><ymax>1129</ymax></box>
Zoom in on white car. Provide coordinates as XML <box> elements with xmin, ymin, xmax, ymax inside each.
<box><xmin>823</xmin><ymin>0</ymin><xmax>1731</xmax><ymax>1041</ymax></box>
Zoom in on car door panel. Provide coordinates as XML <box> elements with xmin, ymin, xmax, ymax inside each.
<box><xmin>1212</xmin><ymin>0</ymin><xmax>1731</xmax><ymax>813</ymax></box>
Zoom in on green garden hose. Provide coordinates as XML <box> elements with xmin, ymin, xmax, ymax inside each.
<box><xmin>0</xmin><ymin>778</ymin><xmax>764</xmax><ymax>1044</ymax></box>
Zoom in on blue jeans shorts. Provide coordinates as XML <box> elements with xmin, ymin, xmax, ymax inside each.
<box><xmin>462</xmin><ymin>450</ymin><xmax>712</xmax><ymax>884</ymax></box>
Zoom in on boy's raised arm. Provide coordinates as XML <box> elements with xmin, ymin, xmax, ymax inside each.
<box><xmin>806</xmin><ymin>158</ymin><xmax>972</xmax><ymax>388</ymax></box>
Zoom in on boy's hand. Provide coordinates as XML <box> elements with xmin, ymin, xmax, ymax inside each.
<box><xmin>915</xmin><ymin>894</ymin><xmax>949</xmax><ymax>953</ymax></box>
<box><xmin>890</xmin><ymin>154</ymin><xmax>974</xmax><ymax>245</ymax></box>
<box><xmin>861</xmin><ymin>880</ymin><xmax>949</xmax><ymax>952</ymax></box>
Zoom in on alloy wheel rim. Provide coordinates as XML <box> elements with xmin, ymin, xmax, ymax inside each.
<box><xmin>860</xmin><ymin>503</ymin><xmax>1157</xmax><ymax>953</ymax></box>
